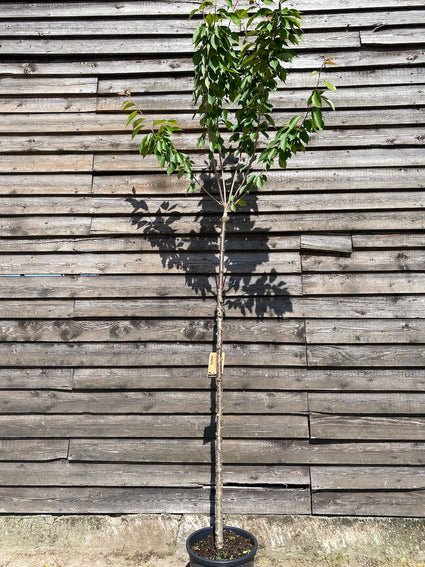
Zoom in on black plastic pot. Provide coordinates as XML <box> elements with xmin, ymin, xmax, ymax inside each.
<box><xmin>186</xmin><ymin>526</ymin><xmax>258</xmax><ymax>567</ymax></box>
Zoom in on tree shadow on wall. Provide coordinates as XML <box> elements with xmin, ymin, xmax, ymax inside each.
<box><xmin>125</xmin><ymin>174</ymin><xmax>293</xmax><ymax>319</ymax></box>
<box><xmin>126</xmin><ymin>169</ymin><xmax>294</xmax><ymax>525</ymax></box>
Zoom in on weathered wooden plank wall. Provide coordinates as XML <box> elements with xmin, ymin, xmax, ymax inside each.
<box><xmin>0</xmin><ymin>0</ymin><xmax>424</xmax><ymax>517</ymax></box>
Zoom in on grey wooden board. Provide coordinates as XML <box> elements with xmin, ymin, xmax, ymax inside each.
<box><xmin>93</xmin><ymin>148</ymin><xmax>425</xmax><ymax>172</ymax></box>
<box><xmin>99</xmin><ymin>67</ymin><xmax>424</xmax><ymax>93</ymax></box>
<box><xmin>2</xmin><ymin>108</ymin><xmax>425</xmax><ymax>134</ymax></box>
<box><xmin>302</xmin><ymin>250</ymin><xmax>425</xmax><ymax>272</ymax></box>
<box><xmin>301</xmin><ymin>234</ymin><xmax>353</xmax><ymax>254</ymax></box>
<box><xmin>312</xmin><ymin>491</ymin><xmax>425</xmax><ymax>517</ymax></box>
<box><xmin>3</xmin><ymin>211</ymin><xmax>425</xmax><ymax>236</ymax></box>
<box><xmin>303</xmin><ymin>273</ymin><xmax>425</xmax><ymax>295</ymax></box>
<box><xmin>71</xmin><ymin>296</ymin><xmax>425</xmax><ymax>319</ymax></box>
<box><xmin>69</xmin><ymin>439</ymin><xmax>425</xmax><ymax>465</ymax></box>
<box><xmin>0</xmin><ymin>300</ymin><xmax>73</xmax><ymax>318</ymax></box>
<box><xmin>0</xmin><ymin>342</ymin><xmax>307</xmax><ymax>367</ymax></box>
<box><xmin>1</xmin><ymin>296</ymin><xmax>423</xmax><ymax>321</ymax></box>
<box><xmin>0</xmin><ymin>77</ymin><xmax>98</xmax><ymax>94</ymax></box>
<box><xmin>0</xmin><ymin>235</ymin><xmax>301</xmax><ymax>253</ymax></box>
<box><xmin>306</xmin><ymin>319</ymin><xmax>425</xmax><ymax>344</ymax></box>
<box><xmin>0</xmin><ymin>97</ymin><xmax>97</xmax><ymax>113</ymax></box>
<box><xmin>100</xmin><ymin>86</ymin><xmax>425</xmax><ymax>111</ymax></box>
<box><xmin>0</xmin><ymin>154</ymin><xmax>93</xmax><ymax>173</ymax></box>
<box><xmin>1</xmin><ymin>1</ymin><xmax>423</xmax><ymax>17</ymax></box>
<box><xmin>307</xmin><ymin>345</ymin><xmax>425</xmax><ymax>367</ymax></box>
<box><xmin>0</xmin><ymin>414</ymin><xmax>309</xmax><ymax>439</ymax></box>
<box><xmin>311</xmin><ymin>466</ymin><xmax>425</xmax><ymax>490</ymax></box>
<box><xmin>2</xmin><ymin>128</ymin><xmax>423</xmax><ymax>152</ymax></box>
<box><xmin>353</xmin><ymin>234</ymin><xmax>425</xmax><ymax>249</ymax></box>
<box><xmin>2</xmin><ymin>11</ymin><xmax>424</xmax><ymax>36</ymax></box>
<box><xmin>0</xmin><ymin>168</ymin><xmax>416</xmax><ymax>197</ymax></box>
<box><xmin>0</xmin><ymin>462</ymin><xmax>310</xmax><ymax>487</ymax></box>
<box><xmin>72</xmin><ymin>367</ymin><xmax>425</xmax><ymax>392</ymax></box>
<box><xmin>0</xmin><ymin>32</ymin><xmax>361</xmax><ymax>55</ymax></box>
<box><xmin>309</xmin><ymin>393</ymin><xmax>425</xmax><ymax>414</ymax></box>
<box><xmin>0</xmin><ymin>274</ymin><xmax>302</xmax><ymax>300</ymax></box>
<box><xmin>361</xmin><ymin>27</ymin><xmax>425</xmax><ymax>45</ymax></box>
<box><xmin>0</xmin><ymin>368</ymin><xmax>73</xmax><ymax>390</ymax></box>
<box><xmin>0</xmin><ymin>174</ymin><xmax>93</xmax><ymax>195</ymax></box>
<box><xmin>0</xmin><ymin>318</ymin><xmax>305</xmax><ymax>344</ymax></box>
<box><xmin>310</xmin><ymin>415</ymin><xmax>425</xmax><ymax>441</ymax></box>
<box><xmin>0</xmin><ymin>251</ymin><xmax>302</xmax><ymax>275</ymax></box>
<box><xmin>0</xmin><ymin>486</ymin><xmax>311</xmax><ymax>515</ymax></box>
<box><xmin>90</xmin><ymin>210</ymin><xmax>425</xmax><ymax>235</ymax></box>
<box><xmin>0</xmin><ymin>390</ymin><xmax>308</xmax><ymax>415</ymax></box>
<box><xmin>0</xmin><ymin>439</ymin><xmax>68</xmax><ymax>461</ymax></box>
<box><xmin>1</xmin><ymin>49</ymin><xmax>423</xmax><ymax>76</ymax></box>
<box><xmin>4</xmin><ymin>190</ymin><xmax>425</xmax><ymax>215</ymax></box>
<box><xmin>90</xmin><ymin>167</ymin><xmax>425</xmax><ymax>194</ymax></box>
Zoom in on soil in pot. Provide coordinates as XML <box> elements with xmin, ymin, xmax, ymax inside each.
<box><xmin>190</xmin><ymin>529</ymin><xmax>254</xmax><ymax>562</ymax></box>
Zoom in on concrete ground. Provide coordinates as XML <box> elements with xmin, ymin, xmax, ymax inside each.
<box><xmin>1</xmin><ymin>515</ymin><xmax>424</xmax><ymax>567</ymax></box>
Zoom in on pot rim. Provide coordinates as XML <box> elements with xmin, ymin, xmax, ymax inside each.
<box><xmin>186</xmin><ymin>525</ymin><xmax>258</xmax><ymax>566</ymax></box>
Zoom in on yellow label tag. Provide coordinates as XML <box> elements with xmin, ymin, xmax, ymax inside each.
<box><xmin>208</xmin><ymin>352</ymin><xmax>225</xmax><ymax>375</ymax></box>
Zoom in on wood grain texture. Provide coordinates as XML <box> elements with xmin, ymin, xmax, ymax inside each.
<box><xmin>0</xmin><ymin>462</ymin><xmax>310</xmax><ymax>487</ymax></box>
<box><xmin>312</xmin><ymin>466</ymin><xmax>425</xmax><ymax>490</ymax></box>
<box><xmin>308</xmin><ymin>345</ymin><xmax>425</xmax><ymax>367</ymax></box>
<box><xmin>0</xmin><ymin>390</ymin><xmax>308</xmax><ymax>415</ymax></box>
<box><xmin>0</xmin><ymin>414</ymin><xmax>309</xmax><ymax>439</ymax></box>
<box><xmin>72</xmin><ymin>367</ymin><xmax>425</xmax><ymax>392</ymax></box>
<box><xmin>1</xmin><ymin>0</ymin><xmax>424</xmax><ymax>517</ymax></box>
<box><xmin>310</xmin><ymin>415</ymin><xmax>425</xmax><ymax>441</ymax></box>
<box><xmin>313</xmin><ymin>491</ymin><xmax>425</xmax><ymax>517</ymax></box>
<box><xmin>1</xmin><ymin>1</ymin><xmax>422</xmax><ymax>17</ymax></box>
<box><xmin>69</xmin><ymin>439</ymin><xmax>425</xmax><ymax>465</ymax></box>
<box><xmin>0</xmin><ymin>486</ymin><xmax>311</xmax><ymax>515</ymax></box>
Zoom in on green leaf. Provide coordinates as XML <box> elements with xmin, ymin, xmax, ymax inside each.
<box><xmin>312</xmin><ymin>90</ymin><xmax>322</xmax><ymax>107</ymax></box>
<box><xmin>125</xmin><ymin>110</ymin><xmax>138</xmax><ymax>127</ymax></box>
<box><xmin>312</xmin><ymin>107</ymin><xmax>324</xmax><ymax>131</ymax></box>
<box><xmin>322</xmin><ymin>95</ymin><xmax>336</xmax><ymax>111</ymax></box>
<box><xmin>288</xmin><ymin>115</ymin><xmax>301</xmax><ymax>130</ymax></box>
<box><xmin>237</xmin><ymin>198</ymin><xmax>247</xmax><ymax>208</ymax></box>
<box><xmin>323</xmin><ymin>80</ymin><xmax>337</xmax><ymax>93</ymax></box>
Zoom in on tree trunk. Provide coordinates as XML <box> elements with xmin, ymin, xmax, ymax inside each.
<box><xmin>214</xmin><ymin>209</ymin><xmax>228</xmax><ymax>550</ymax></box>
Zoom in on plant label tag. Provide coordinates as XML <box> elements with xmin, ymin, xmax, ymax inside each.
<box><xmin>208</xmin><ymin>352</ymin><xmax>225</xmax><ymax>375</ymax></box>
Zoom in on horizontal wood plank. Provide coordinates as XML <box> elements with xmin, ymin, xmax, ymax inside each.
<box><xmin>2</xmin><ymin>108</ymin><xmax>424</xmax><ymax>133</ymax></box>
<box><xmin>69</xmin><ymin>438</ymin><xmax>425</xmax><ymax>465</ymax></box>
<box><xmin>306</xmin><ymin>319</ymin><xmax>425</xmax><ymax>344</ymax></box>
<box><xmin>309</xmin><ymin>393</ymin><xmax>425</xmax><ymax>414</ymax></box>
<box><xmin>0</xmin><ymin>274</ymin><xmax>302</xmax><ymax>300</ymax></box>
<box><xmin>0</xmin><ymin>342</ymin><xmax>307</xmax><ymax>367</ymax></box>
<box><xmin>0</xmin><ymin>318</ymin><xmax>305</xmax><ymax>344</ymax></box>
<box><xmin>1</xmin><ymin>11</ymin><xmax>424</xmax><ymax>36</ymax></box>
<box><xmin>0</xmin><ymin>486</ymin><xmax>311</xmax><ymax>515</ymax></box>
<box><xmin>303</xmin><ymin>273</ymin><xmax>425</xmax><ymax>295</ymax></box>
<box><xmin>0</xmin><ymin>368</ymin><xmax>72</xmax><ymax>390</ymax></box>
<box><xmin>1</xmin><ymin>50</ymin><xmax>423</xmax><ymax>76</ymax></box>
<box><xmin>310</xmin><ymin>415</ymin><xmax>425</xmax><ymax>441</ymax></box>
<box><xmin>0</xmin><ymin>439</ymin><xmax>68</xmax><ymax>461</ymax></box>
<box><xmin>72</xmin><ymin>367</ymin><xmax>425</xmax><ymax>392</ymax></box>
<box><xmin>3</xmin><ymin>190</ymin><xmax>424</xmax><ymax>215</ymax></box>
<box><xmin>311</xmin><ymin>466</ymin><xmax>425</xmax><ymax>490</ymax></box>
<box><xmin>1</xmin><ymin>1</ymin><xmax>422</xmax><ymax>17</ymax></box>
<box><xmin>302</xmin><ymin>250</ymin><xmax>425</xmax><ymax>272</ymax></box>
<box><xmin>0</xmin><ymin>251</ymin><xmax>301</xmax><ymax>276</ymax></box>
<box><xmin>308</xmin><ymin>345</ymin><xmax>425</xmax><ymax>367</ymax></box>
<box><xmin>0</xmin><ymin>461</ymin><xmax>310</xmax><ymax>487</ymax></box>
<box><xmin>0</xmin><ymin>414</ymin><xmax>309</xmax><ymax>439</ymax></box>
<box><xmin>313</xmin><ymin>491</ymin><xmax>425</xmax><ymax>517</ymax></box>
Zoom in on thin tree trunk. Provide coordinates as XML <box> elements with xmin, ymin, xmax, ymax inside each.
<box><xmin>214</xmin><ymin>208</ymin><xmax>228</xmax><ymax>550</ymax></box>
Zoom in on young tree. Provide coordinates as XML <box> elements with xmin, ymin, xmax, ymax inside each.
<box><xmin>123</xmin><ymin>0</ymin><xmax>336</xmax><ymax>553</ymax></box>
